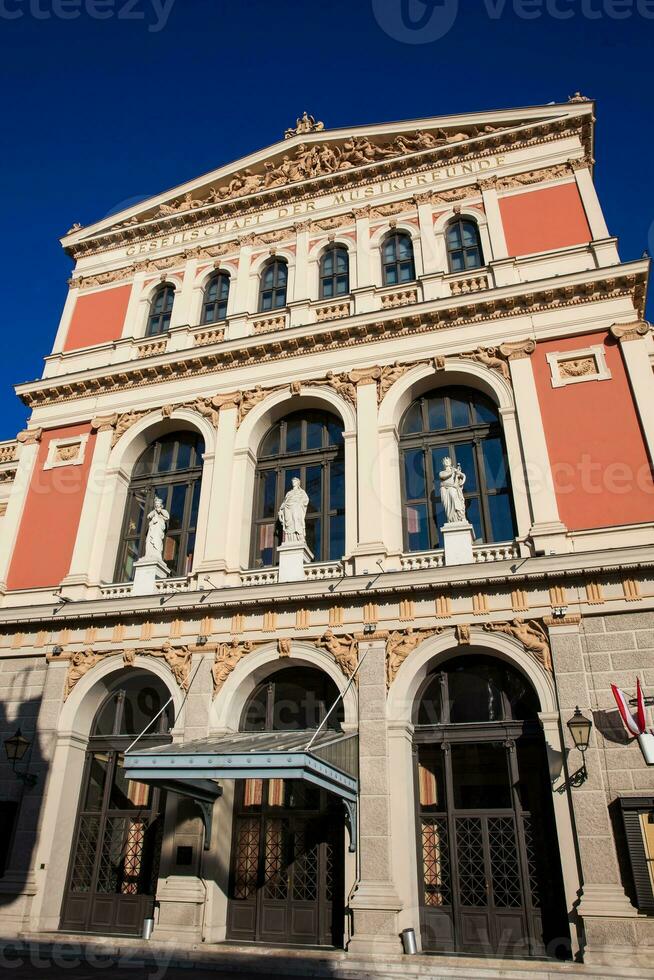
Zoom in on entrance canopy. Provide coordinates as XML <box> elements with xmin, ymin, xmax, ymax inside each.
<box><xmin>124</xmin><ymin>730</ymin><xmax>359</xmax><ymax>850</ymax></box>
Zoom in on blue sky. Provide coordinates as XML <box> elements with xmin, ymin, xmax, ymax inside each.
<box><xmin>0</xmin><ymin>0</ymin><xmax>651</xmax><ymax>439</ymax></box>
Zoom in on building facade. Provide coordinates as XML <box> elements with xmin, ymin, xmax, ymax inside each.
<box><xmin>0</xmin><ymin>100</ymin><xmax>653</xmax><ymax>967</ymax></box>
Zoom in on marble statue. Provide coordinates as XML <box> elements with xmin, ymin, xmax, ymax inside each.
<box><xmin>145</xmin><ymin>496</ymin><xmax>170</xmax><ymax>560</ymax></box>
<box><xmin>439</xmin><ymin>457</ymin><xmax>467</xmax><ymax>524</ymax></box>
<box><xmin>278</xmin><ymin>478</ymin><xmax>309</xmax><ymax>543</ymax></box>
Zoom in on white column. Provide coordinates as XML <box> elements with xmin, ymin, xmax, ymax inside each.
<box><xmin>508</xmin><ymin>352</ymin><xmax>570</xmax><ymax>553</ymax></box>
<box><xmin>343</xmin><ymin>431</ymin><xmax>358</xmax><ymax>560</ymax></box>
<box><xmin>289</xmin><ymin>222</ymin><xmax>311</xmax><ymax>326</ymax></box>
<box><xmin>353</xmin><ymin>208</ymin><xmax>376</xmax><ymax>314</ymax></box>
<box><xmin>378</xmin><ymin>423</ymin><xmax>403</xmax><ymax>556</ymax></box>
<box><xmin>499</xmin><ymin>407</ymin><xmax>532</xmax><ymax>541</ymax></box>
<box><xmin>611</xmin><ymin>323</ymin><xmax>654</xmax><ymax>466</ymax></box>
<box><xmin>225</xmin><ymin>445</ymin><xmax>257</xmax><ymax>573</ymax></box>
<box><xmin>415</xmin><ymin>196</ymin><xmax>439</xmax><ymax>274</ymax></box>
<box><xmin>196</xmin><ymin>403</ymin><xmax>239</xmax><ymax>580</ymax></box>
<box><xmin>60</xmin><ymin>420</ymin><xmax>116</xmax><ymax>595</ymax></box>
<box><xmin>0</xmin><ymin>431</ymin><xmax>42</xmax><ymax>596</ymax></box>
<box><xmin>50</xmin><ymin>287</ymin><xmax>78</xmax><ymax>355</ymax></box>
<box><xmin>170</xmin><ymin>260</ymin><xmax>196</xmax><ymax>329</ymax></box>
<box><xmin>229</xmin><ymin>243</ymin><xmax>253</xmax><ymax>339</ymax></box>
<box><xmin>352</xmin><ymin>376</ymin><xmax>387</xmax><ymax>572</ymax></box>
<box><xmin>573</xmin><ymin>166</ymin><xmax>610</xmax><ymax>240</ymax></box>
<box><xmin>480</xmin><ymin>184</ymin><xmax>509</xmax><ymax>260</ymax></box>
<box><xmin>121</xmin><ymin>271</ymin><xmax>148</xmax><ymax>339</ymax></box>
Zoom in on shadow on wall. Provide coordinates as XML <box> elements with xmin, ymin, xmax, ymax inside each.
<box><xmin>0</xmin><ymin>688</ymin><xmax>46</xmax><ymax>908</ymax></box>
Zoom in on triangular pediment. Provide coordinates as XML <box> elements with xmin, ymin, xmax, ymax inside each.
<box><xmin>62</xmin><ymin>100</ymin><xmax>593</xmax><ymax>252</ymax></box>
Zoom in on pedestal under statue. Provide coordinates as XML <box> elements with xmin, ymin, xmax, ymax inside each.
<box><xmin>277</xmin><ymin>478</ymin><xmax>313</xmax><ymax>583</ymax></box>
<box><xmin>133</xmin><ymin>496</ymin><xmax>171</xmax><ymax>595</ymax></box>
<box><xmin>439</xmin><ymin>457</ymin><xmax>475</xmax><ymax>566</ymax></box>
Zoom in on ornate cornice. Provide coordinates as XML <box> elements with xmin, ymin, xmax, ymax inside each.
<box><xmin>20</xmin><ymin>273</ymin><xmax>642</xmax><ymax>410</ymax></box>
<box><xmin>67</xmin><ymin>116</ymin><xmax>590</xmax><ymax>259</ymax></box>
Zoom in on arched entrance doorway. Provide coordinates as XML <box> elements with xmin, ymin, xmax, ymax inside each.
<box><xmin>60</xmin><ymin>671</ymin><xmax>173</xmax><ymax>935</ymax></box>
<box><xmin>227</xmin><ymin>666</ymin><xmax>345</xmax><ymax>947</ymax></box>
<box><xmin>414</xmin><ymin>654</ymin><xmax>568</xmax><ymax>958</ymax></box>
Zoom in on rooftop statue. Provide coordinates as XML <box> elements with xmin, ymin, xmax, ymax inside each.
<box><xmin>285</xmin><ymin>111</ymin><xmax>325</xmax><ymax>139</ymax></box>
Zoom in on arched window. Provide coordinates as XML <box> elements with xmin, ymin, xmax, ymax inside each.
<box><xmin>446</xmin><ymin>218</ymin><xmax>484</xmax><ymax>273</ymax></box>
<box><xmin>417</xmin><ymin>655</ymin><xmax>539</xmax><ymax>727</ymax></box>
<box><xmin>400</xmin><ymin>386</ymin><xmax>516</xmax><ymax>552</ymax></box>
<box><xmin>252</xmin><ymin>411</ymin><xmax>345</xmax><ymax>568</ymax></box>
<box><xmin>319</xmin><ymin>245</ymin><xmax>349</xmax><ymax>299</ymax></box>
<box><xmin>146</xmin><ymin>283</ymin><xmax>175</xmax><ymax>336</ymax></box>
<box><xmin>258</xmin><ymin>257</ymin><xmax>288</xmax><ymax>312</ymax></box>
<box><xmin>241</xmin><ymin>666</ymin><xmax>344</xmax><ymax>732</ymax></box>
<box><xmin>116</xmin><ymin>431</ymin><xmax>205</xmax><ymax>581</ymax></box>
<box><xmin>201</xmin><ymin>271</ymin><xmax>230</xmax><ymax>323</ymax></box>
<box><xmin>61</xmin><ymin>671</ymin><xmax>172</xmax><ymax>934</ymax></box>
<box><xmin>382</xmin><ymin>231</ymin><xmax>415</xmax><ymax>286</ymax></box>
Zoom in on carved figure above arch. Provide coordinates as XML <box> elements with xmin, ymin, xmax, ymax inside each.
<box><xmin>54</xmin><ymin>642</ymin><xmax>193</xmax><ymax>699</ymax></box>
<box><xmin>212</xmin><ymin>638</ymin><xmax>255</xmax><ymax>696</ymax></box>
<box><xmin>315</xmin><ymin>630</ymin><xmax>358</xmax><ymax>679</ymax></box>
<box><xmin>386</xmin><ymin>627</ymin><xmax>445</xmax><ymax>688</ymax></box>
<box><xmin>483</xmin><ymin>619</ymin><xmax>552</xmax><ymax>673</ymax></box>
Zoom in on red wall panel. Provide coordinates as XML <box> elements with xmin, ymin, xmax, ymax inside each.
<box><xmin>532</xmin><ymin>333</ymin><xmax>654</xmax><ymax>531</ymax></box>
<box><xmin>499</xmin><ymin>183</ymin><xmax>592</xmax><ymax>256</ymax></box>
<box><xmin>63</xmin><ymin>285</ymin><xmax>131</xmax><ymax>352</ymax></box>
<box><xmin>7</xmin><ymin>425</ymin><xmax>96</xmax><ymax>590</ymax></box>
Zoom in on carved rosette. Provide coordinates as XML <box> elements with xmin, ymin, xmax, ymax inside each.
<box><xmin>483</xmin><ymin>619</ymin><xmax>552</xmax><ymax>673</ymax></box>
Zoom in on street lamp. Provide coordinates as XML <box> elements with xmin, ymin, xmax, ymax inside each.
<box><xmin>3</xmin><ymin>728</ymin><xmax>37</xmax><ymax>787</ymax></box>
<box><xmin>567</xmin><ymin>706</ymin><xmax>593</xmax><ymax>782</ymax></box>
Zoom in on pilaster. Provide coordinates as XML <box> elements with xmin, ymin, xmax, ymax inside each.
<box><xmin>480</xmin><ymin>184</ymin><xmax>509</xmax><ymax>260</ymax></box>
<box><xmin>610</xmin><ymin>321</ymin><xmax>654</xmax><ymax>468</ymax></box>
<box><xmin>169</xmin><ymin>259</ymin><xmax>197</xmax><ymax>329</ymax></box>
<box><xmin>348</xmin><ymin>636</ymin><xmax>403</xmax><ymax>954</ymax></box>
<box><xmin>0</xmin><ymin>431</ymin><xmax>42</xmax><ymax>596</ymax></box>
<box><xmin>351</xmin><ymin>376</ymin><xmax>387</xmax><ymax>573</ymax></box>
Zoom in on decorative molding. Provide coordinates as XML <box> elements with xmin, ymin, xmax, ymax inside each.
<box><xmin>69</xmin><ymin>241</ymin><xmax>239</xmax><ymax>290</ymax></box>
<box><xmin>315</xmin><ymin>629</ymin><xmax>358</xmax><ymax>679</ymax></box>
<box><xmin>381</xmin><ymin>288</ymin><xmax>418</xmax><ymax>309</ymax></box>
<box><xmin>543</xmin><ymin>614</ymin><xmax>581</xmax><ymax>627</ymax></box>
<box><xmin>386</xmin><ymin>626</ymin><xmax>445</xmax><ymax>688</ymax></box>
<box><xmin>546</xmin><ymin>345</ymin><xmax>611</xmax><ymax>388</ymax></box>
<box><xmin>483</xmin><ymin>619</ymin><xmax>552</xmax><ymax>673</ymax></box>
<box><xmin>455</xmin><ymin>624</ymin><xmax>471</xmax><ymax>645</ymax></box>
<box><xmin>19</xmin><ymin>273</ymin><xmax>644</xmax><ymax>409</ymax></box>
<box><xmin>212</xmin><ymin>638</ymin><xmax>254</xmax><ymax>696</ymax></box>
<box><xmin>278</xmin><ymin>637</ymin><xmax>292</xmax><ymax>657</ymax></box>
<box><xmin>44</xmin><ymin>434</ymin><xmax>89</xmax><ymax>470</ymax></box>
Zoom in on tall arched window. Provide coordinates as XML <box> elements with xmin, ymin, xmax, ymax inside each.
<box><xmin>382</xmin><ymin>231</ymin><xmax>415</xmax><ymax>286</ymax></box>
<box><xmin>61</xmin><ymin>671</ymin><xmax>172</xmax><ymax>934</ymax></box>
<box><xmin>201</xmin><ymin>271</ymin><xmax>230</xmax><ymax>323</ymax></box>
<box><xmin>116</xmin><ymin>431</ymin><xmax>205</xmax><ymax>581</ymax></box>
<box><xmin>259</xmin><ymin>257</ymin><xmax>288</xmax><ymax>312</ymax></box>
<box><xmin>146</xmin><ymin>283</ymin><xmax>175</xmax><ymax>336</ymax></box>
<box><xmin>252</xmin><ymin>411</ymin><xmax>345</xmax><ymax>568</ymax></box>
<box><xmin>400</xmin><ymin>387</ymin><xmax>516</xmax><ymax>552</ymax></box>
<box><xmin>319</xmin><ymin>245</ymin><xmax>349</xmax><ymax>299</ymax></box>
<box><xmin>446</xmin><ymin>218</ymin><xmax>484</xmax><ymax>273</ymax></box>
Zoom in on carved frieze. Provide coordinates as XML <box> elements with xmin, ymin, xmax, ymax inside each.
<box><xmin>56</xmin><ymin>641</ymin><xmax>193</xmax><ymax>700</ymax></box>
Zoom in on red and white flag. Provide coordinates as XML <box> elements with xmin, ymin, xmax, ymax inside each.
<box><xmin>611</xmin><ymin>678</ymin><xmax>647</xmax><ymax>737</ymax></box>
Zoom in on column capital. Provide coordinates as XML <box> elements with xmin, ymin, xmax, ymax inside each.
<box><xmin>501</xmin><ymin>338</ymin><xmax>537</xmax><ymax>361</ymax></box>
<box><xmin>90</xmin><ymin>413</ymin><xmax>118</xmax><ymax>433</ymax></box>
<box><xmin>610</xmin><ymin>320</ymin><xmax>651</xmax><ymax>342</ymax></box>
<box><xmin>16</xmin><ymin>427</ymin><xmax>42</xmax><ymax>445</ymax></box>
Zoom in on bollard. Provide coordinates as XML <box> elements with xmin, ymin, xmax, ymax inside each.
<box><xmin>142</xmin><ymin>917</ymin><xmax>155</xmax><ymax>941</ymax></box>
<box><xmin>400</xmin><ymin>927</ymin><xmax>418</xmax><ymax>954</ymax></box>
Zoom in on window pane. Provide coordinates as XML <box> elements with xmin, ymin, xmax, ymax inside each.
<box><xmin>125</xmin><ymin>493</ymin><xmax>146</xmax><ymax>537</ymax></box>
<box><xmin>284</xmin><ymin>467</ymin><xmax>301</xmax><ymax>492</ymax></box>
<box><xmin>403</xmin><ymin>402</ymin><xmax>423</xmax><ymax>434</ymax></box>
<box><xmin>322</xmin><ymin>278</ymin><xmax>334</xmax><ymax>299</ymax></box>
<box><xmin>406</xmin><ymin>502</ymin><xmax>429</xmax><ymax>552</ymax></box>
<box><xmin>261</xmin><ymin>470</ymin><xmax>277</xmax><ymax>519</ymax></box>
<box><xmin>383</xmin><ymin>239</ymin><xmax>396</xmax><ymax>262</ymax></box>
<box><xmin>322</xmin><ymin>251</ymin><xmax>334</xmax><ymax>275</ymax></box>
<box><xmin>285</xmin><ymin>418</ymin><xmax>302</xmax><ymax>454</ymax></box>
<box><xmin>450</xmin><ymin>396</ymin><xmax>469</xmax><ymax>428</ymax></box>
<box><xmin>189</xmin><ymin>480</ymin><xmax>201</xmax><ymax>528</ymax></box>
<box><xmin>111</xmin><ymin>758</ymin><xmax>152</xmax><ymax>810</ymax></box>
<box><xmin>263</xmin><ymin>265</ymin><xmax>275</xmax><ymax>288</ymax></box>
<box><xmin>257</xmin><ymin>524</ymin><xmax>275</xmax><ymax>567</ymax></box>
<box><xmin>158</xmin><ymin>440</ymin><xmax>174</xmax><ymax>473</ymax></box>
<box><xmin>399</xmin><ymin>261</ymin><xmax>413</xmax><ymax>282</ymax></box>
<box><xmin>449</xmin><ymin>667</ymin><xmax>504</xmax><ymax>724</ymax></box>
<box><xmin>261</xmin><ymin>426</ymin><xmax>280</xmax><ymax>457</ymax></box>
<box><xmin>274</xmin><ymin>287</ymin><xmax>286</xmax><ymax>308</ymax></box>
<box><xmin>329</xmin><ymin>513</ymin><xmax>345</xmax><ymax>560</ymax></box>
<box><xmin>168</xmin><ymin>484</ymin><xmax>187</xmax><ymax>531</ymax></box>
<box><xmin>184</xmin><ymin>532</ymin><xmax>196</xmax><ymax>574</ymax></box>
<box><xmin>417</xmin><ymin>747</ymin><xmax>446</xmax><ymax>806</ymax></box>
<box><xmin>276</xmin><ymin>262</ymin><xmax>288</xmax><ymax>285</ymax></box>
<box><xmin>488</xmin><ymin>492</ymin><xmax>514</xmax><ymax>543</ymax></box>
<box><xmin>447</xmin><ymin>224</ymin><xmax>462</xmax><ymax>248</ymax></box>
<box><xmin>466</xmin><ymin>497</ymin><xmax>482</xmax><ymax>542</ymax></box>
<box><xmin>306</xmin><ymin>518</ymin><xmax>321</xmax><ymax>558</ymax></box>
<box><xmin>462</xmin><ymin>223</ymin><xmax>477</xmax><ymax>247</ymax></box>
<box><xmin>474</xmin><ymin>399</ymin><xmax>498</xmax><ymax>424</ymax></box>
<box><xmin>335</xmin><ymin>275</ymin><xmax>348</xmax><ymax>295</ymax></box>
<box><xmin>327</xmin><ymin>420</ymin><xmax>343</xmax><ymax>447</ymax></box>
<box><xmin>134</xmin><ymin>444</ymin><xmax>156</xmax><ymax>477</ymax></box>
<box><xmin>84</xmin><ymin>754</ymin><xmax>109</xmax><ymax>810</ymax></box>
<box><xmin>335</xmin><ymin>251</ymin><xmax>348</xmax><ymax>273</ymax></box>
<box><xmin>385</xmin><ymin>264</ymin><xmax>398</xmax><ymax>285</ymax></box>
<box><xmin>451</xmin><ymin>742</ymin><xmax>511</xmax><ymax>809</ymax></box>
<box><xmin>449</xmin><ymin>251</ymin><xmax>464</xmax><ymax>273</ymax></box>
<box><xmin>305</xmin><ymin>465</ymin><xmax>322</xmax><ymax>513</ymax></box>
<box><xmin>453</xmin><ymin>442</ymin><xmax>478</xmax><ymax>493</ymax></box>
<box><xmin>176</xmin><ymin>439</ymin><xmax>192</xmax><ymax>471</ymax></box>
<box><xmin>427</xmin><ymin>396</ymin><xmax>446</xmax><ymax>431</ymax></box>
<box><xmin>163</xmin><ymin>533</ymin><xmax>180</xmax><ymax>569</ymax></box>
<box><xmin>330</xmin><ymin>459</ymin><xmax>345</xmax><ymax>511</ymax></box>
<box><xmin>404</xmin><ymin>450</ymin><xmax>426</xmax><ymax>500</ymax></box>
<box><xmin>465</xmin><ymin>247</ymin><xmax>481</xmax><ymax>269</ymax></box>
<box><xmin>398</xmin><ymin>236</ymin><xmax>412</xmax><ymax>259</ymax></box>
<box><xmin>261</xmin><ymin>291</ymin><xmax>272</xmax><ymax>312</ymax></box>
<box><xmin>307</xmin><ymin>420</ymin><xmax>323</xmax><ymax>450</ymax></box>
<box><xmin>482</xmin><ymin>437</ymin><xmax>508</xmax><ymax>490</ymax></box>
